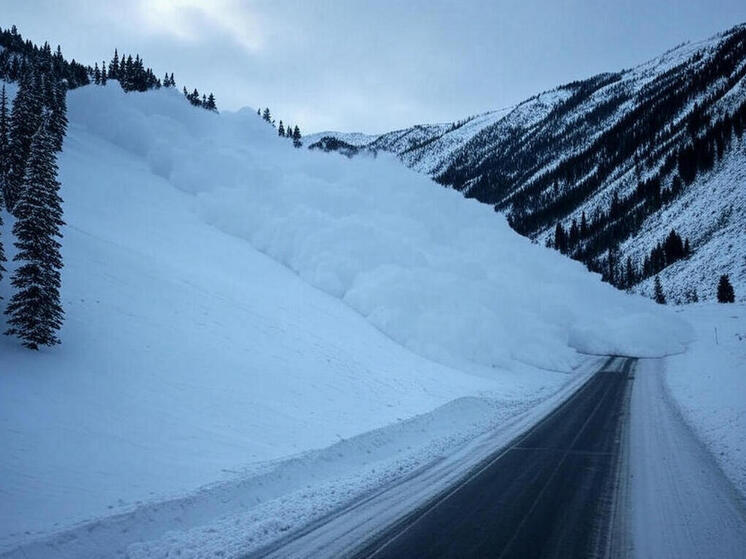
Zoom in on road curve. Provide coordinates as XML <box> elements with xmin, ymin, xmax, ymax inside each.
<box><xmin>354</xmin><ymin>356</ymin><xmax>633</xmax><ymax>559</ymax></box>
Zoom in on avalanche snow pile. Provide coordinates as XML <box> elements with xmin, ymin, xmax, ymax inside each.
<box><xmin>65</xmin><ymin>86</ymin><xmax>690</xmax><ymax>371</ymax></box>
<box><xmin>0</xmin><ymin>83</ymin><xmax>690</xmax><ymax>553</ymax></box>
<box><xmin>306</xmin><ymin>26</ymin><xmax>746</xmax><ymax>303</ymax></box>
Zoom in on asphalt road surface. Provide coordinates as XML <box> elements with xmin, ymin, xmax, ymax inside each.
<box><xmin>355</xmin><ymin>356</ymin><xmax>633</xmax><ymax>559</ymax></box>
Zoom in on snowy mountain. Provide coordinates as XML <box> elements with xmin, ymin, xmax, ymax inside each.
<box><xmin>306</xmin><ymin>24</ymin><xmax>746</xmax><ymax>303</ymax></box>
<box><xmin>0</xmin><ymin>75</ymin><xmax>692</xmax><ymax>555</ymax></box>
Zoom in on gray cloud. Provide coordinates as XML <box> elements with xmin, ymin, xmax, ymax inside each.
<box><xmin>4</xmin><ymin>0</ymin><xmax>746</xmax><ymax>133</ymax></box>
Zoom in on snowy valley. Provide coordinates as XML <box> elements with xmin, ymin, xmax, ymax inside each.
<box><xmin>0</xmin><ymin>76</ymin><xmax>696</xmax><ymax>557</ymax></box>
<box><xmin>0</xmin><ymin>16</ymin><xmax>745</xmax><ymax>559</ymax></box>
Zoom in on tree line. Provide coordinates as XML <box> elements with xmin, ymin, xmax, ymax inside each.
<box><xmin>0</xmin><ymin>26</ymin><xmax>89</xmax><ymax>88</ymax></box>
<box><xmin>0</xmin><ymin>60</ymin><xmax>66</xmax><ymax>349</ymax></box>
<box><xmin>3</xmin><ymin>25</ymin><xmax>218</xmax><ymax>113</ymax></box>
<box><xmin>652</xmin><ymin>273</ymin><xmax>735</xmax><ymax>305</ymax></box>
<box><xmin>258</xmin><ymin>107</ymin><xmax>302</xmax><ymax>147</ymax></box>
<box><xmin>97</xmin><ymin>50</ymin><xmax>218</xmax><ymax>112</ymax></box>
<box><xmin>0</xmin><ymin>25</ymin><xmax>226</xmax><ymax>350</ymax></box>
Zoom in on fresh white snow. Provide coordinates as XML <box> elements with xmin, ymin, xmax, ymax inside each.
<box><xmin>0</xmin><ymin>82</ymin><xmax>693</xmax><ymax>556</ymax></box>
<box><xmin>665</xmin><ymin>303</ymin><xmax>746</xmax><ymax>495</ymax></box>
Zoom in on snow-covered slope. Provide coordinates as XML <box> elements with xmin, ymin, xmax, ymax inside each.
<box><xmin>0</xmin><ymin>82</ymin><xmax>688</xmax><ymax>554</ymax></box>
<box><xmin>632</xmin><ymin>144</ymin><xmax>746</xmax><ymax>302</ymax></box>
<box><xmin>308</xmin><ymin>25</ymin><xmax>746</xmax><ymax>303</ymax></box>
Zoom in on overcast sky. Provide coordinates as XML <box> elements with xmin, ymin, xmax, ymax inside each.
<box><xmin>4</xmin><ymin>1</ymin><xmax>746</xmax><ymax>133</ymax></box>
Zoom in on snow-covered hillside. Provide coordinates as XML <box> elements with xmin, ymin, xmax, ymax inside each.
<box><xmin>633</xmin><ymin>144</ymin><xmax>746</xmax><ymax>302</ymax></box>
<box><xmin>0</xmin><ymin>82</ymin><xmax>689</xmax><ymax>555</ymax></box>
<box><xmin>307</xmin><ymin>25</ymin><xmax>746</xmax><ymax>303</ymax></box>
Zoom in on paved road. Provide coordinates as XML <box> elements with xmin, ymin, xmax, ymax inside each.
<box><xmin>354</xmin><ymin>356</ymin><xmax>634</xmax><ymax>559</ymax></box>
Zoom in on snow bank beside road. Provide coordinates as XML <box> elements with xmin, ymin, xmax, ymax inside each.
<box><xmin>665</xmin><ymin>303</ymin><xmax>746</xmax><ymax>496</ymax></box>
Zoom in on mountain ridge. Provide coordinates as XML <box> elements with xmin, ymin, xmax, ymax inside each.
<box><xmin>306</xmin><ymin>24</ymin><xmax>746</xmax><ymax>303</ymax></box>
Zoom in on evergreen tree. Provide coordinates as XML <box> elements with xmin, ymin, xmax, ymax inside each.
<box><xmin>6</xmin><ymin>68</ymin><xmax>43</xmax><ymax>211</ymax></box>
<box><xmin>625</xmin><ymin>256</ymin><xmax>636</xmax><ymax>289</ymax></box>
<box><xmin>163</xmin><ymin>72</ymin><xmax>170</xmax><ymax>87</ymax></box>
<box><xmin>205</xmin><ymin>93</ymin><xmax>217</xmax><ymax>111</ymax></box>
<box><xmin>189</xmin><ymin>88</ymin><xmax>200</xmax><ymax>106</ymax></box>
<box><xmin>554</xmin><ymin>222</ymin><xmax>567</xmax><ymax>253</ymax></box>
<box><xmin>663</xmin><ymin>229</ymin><xmax>685</xmax><ymax>263</ymax></box>
<box><xmin>605</xmin><ymin>247</ymin><xmax>617</xmax><ymax>284</ymax></box>
<box><xmin>53</xmin><ymin>45</ymin><xmax>64</xmax><ymax>76</ymax></box>
<box><xmin>101</xmin><ymin>62</ymin><xmax>107</xmax><ymax>85</ymax></box>
<box><xmin>278</xmin><ymin>120</ymin><xmax>285</xmax><ymax>137</ymax></box>
<box><xmin>292</xmin><ymin>125</ymin><xmax>302</xmax><ymax>147</ymax></box>
<box><xmin>653</xmin><ymin>275</ymin><xmax>666</xmax><ymax>304</ymax></box>
<box><xmin>569</xmin><ymin>218</ymin><xmax>579</xmax><ymax>246</ymax></box>
<box><xmin>0</xmin><ymin>198</ymin><xmax>5</xmax><ymax>291</ymax></box>
<box><xmin>262</xmin><ymin>107</ymin><xmax>271</xmax><ymax>123</ymax></box>
<box><xmin>48</xmin><ymin>80</ymin><xmax>67</xmax><ymax>153</ymax></box>
<box><xmin>93</xmin><ymin>62</ymin><xmax>101</xmax><ymax>85</ymax></box>
<box><xmin>0</xmin><ymin>84</ymin><xmax>9</xmax><ymax>194</ymax></box>
<box><xmin>0</xmin><ymin>86</ymin><xmax>7</xmax><ymax>288</ymax></box>
<box><xmin>132</xmin><ymin>55</ymin><xmax>143</xmax><ymax>88</ymax></box>
<box><xmin>170</xmin><ymin>72</ymin><xmax>175</xmax><ymax>87</ymax></box>
<box><xmin>109</xmin><ymin>48</ymin><xmax>119</xmax><ymax>80</ymax></box>
<box><xmin>717</xmin><ymin>274</ymin><xmax>735</xmax><ymax>303</ymax></box>
<box><xmin>122</xmin><ymin>55</ymin><xmax>134</xmax><ymax>89</ymax></box>
<box><xmin>5</xmin><ymin>115</ymin><xmax>65</xmax><ymax>349</ymax></box>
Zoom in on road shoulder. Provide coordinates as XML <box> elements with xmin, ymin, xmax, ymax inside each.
<box><xmin>627</xmin><ymin>357</ymin><xmax>746</xmax><ymax>559</ymax></box>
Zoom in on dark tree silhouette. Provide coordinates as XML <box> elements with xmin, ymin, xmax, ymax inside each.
<box><xmin>0</xmin><ymin>85</ymin><xmax>6</xmax><ymax>289</ymax></box>
<box><xmin>46</xmin><ymin>78</ymin><xmax>68</xmax><ymax>153</ymax></box>
<box><xmin>6</xmin><ymin>69</ymin><xmax>43</xmax><ymax>211</ymax></box>
<box><xmin>653</xmin><ymin>275</ymin><xmax>666</xmax><ymax>304</ymax></box>
<box><xmin>0</xmin><ymin>83</ymin><xmax>9</xmax><ymax>194</ymax></box>
<box><xmin>5</xmin><ymin>115</ymin><xmax>65</xmax><ymax>349</ymax></box>
<box><xmin>717</xmin><ymin>274</ymin><xmax>735</xmax><ymax>303</ymax></box>
<box><xmin>205</xmin><ymin>93</ymin><xmax>217</xmax><ymax>111</ymax></box>
<box><xmin>109</xmin><ymin>48</ymin><xmax>119</xmax><ymax>80</ymax></box>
